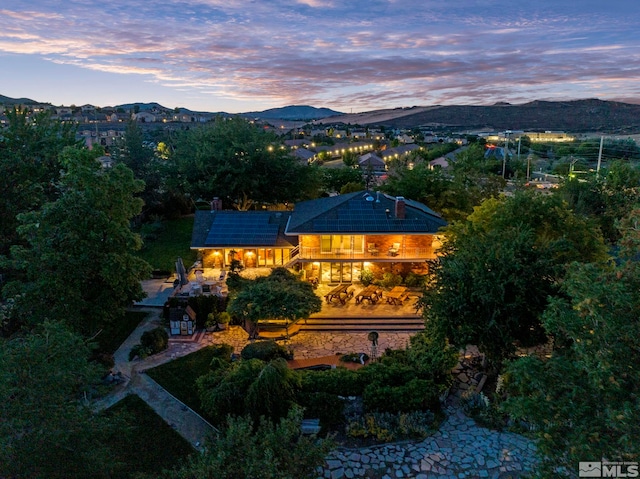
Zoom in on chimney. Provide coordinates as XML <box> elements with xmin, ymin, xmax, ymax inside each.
<box><xmin>211</xmin><ymin>197</ymin><xmax>223</xmax><ymax>211</ymax></box>
<box><xmin>395</xmin><ymin>196</ymin><xmax>405</xmax><ymax>219</ymax></box>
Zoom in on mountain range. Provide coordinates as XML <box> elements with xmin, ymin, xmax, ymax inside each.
<box><xmin>2</xmin><ymin>94</ymin><xmax>640</xmax><ymax>133</ymax></box>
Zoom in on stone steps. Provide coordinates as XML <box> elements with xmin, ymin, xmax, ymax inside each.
<box><xmin>300</xmin><ymin>317</ymin><xmax>425</xmax><ymax>332</ymax></box>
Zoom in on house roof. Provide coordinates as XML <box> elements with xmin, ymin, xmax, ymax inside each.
<box><xmin>191</xmin><ymin>210</ymin><xmax>297</xmax><ymax>248</ymax></box>
<box><xmin>285</xmin><ymin>190</ymin><xmax>447</xmax><ymax>235</ymax></box>
<box><xmin>358</xmin><ymin>152</ymin><xmax>385</xmax><ymax>167</ymax></box>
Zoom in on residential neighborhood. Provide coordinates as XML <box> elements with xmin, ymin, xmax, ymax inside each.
<box><xmin>1</xmin><ymin>99</ymin><xmax>639</xmax><ymax>479</ymax></box>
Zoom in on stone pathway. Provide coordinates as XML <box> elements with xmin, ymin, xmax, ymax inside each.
<box><xmin>320</xmin><ymin>409</ymin><xmax>537</xmax><ymax>479</ymax></box>
<box><xmin>94</xmin><ymin>308</ymin><xmax>215</xmax><ymax>449</ymax></box>
<box><xmin>96</xmin><ymin>310</ymin><xmax>539</xmax><ymax>476</ymax></box>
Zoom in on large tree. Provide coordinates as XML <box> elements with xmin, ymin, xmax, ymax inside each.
<box><xmin>0</xmin><ymin>108</ymin><xmax>80</xmax><ymax>255</ymax></box>
<box><xmin>502</xmin><ymin>209</ymin><xmax>640</xmax><ymax>475</ymax></box>
<box><xmin>168</xmin><ymin>116</ymin><xmax>321</xmax><ymax>210</ymax></box>
<box><xmin>421</xmin><ymin>190</ymin><xmax>608</xmax><ymax>367</ymax></box>
<box><xmin>227</xmin><ymin>268</ymin><xmax>322</xmax><ymax>338</ymax></box>
<box><xmin>0</xmin><ymin>321</ymin><xmax>124</xmax><ymax>479</ymax></box>
<box><xmin>4</xmin><ymin>146</ymin><xmax>150</xmax><ymax>336</ymax></box>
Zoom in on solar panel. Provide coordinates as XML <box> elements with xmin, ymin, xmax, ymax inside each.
<box><xmin>205</xmin><ymin>213</ymin><xmax>280</xmax><ymax>246</ymax></box>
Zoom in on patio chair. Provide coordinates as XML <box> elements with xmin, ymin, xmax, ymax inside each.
<box><xmin>367</xmin><ymin>243</ymin><xmax>379</xmax><ymax>256</ymax></box>
<box><xmin>388</xmin><ymin>242</ymin><xmax>400</xmax><ymax>256</ymax></box>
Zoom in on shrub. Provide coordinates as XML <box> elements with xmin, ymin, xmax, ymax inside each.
<box><xmin>404</xmin><ymin>272</ymin><xmax>425</xmax><ymax>288</ymax></box>
<box><xmin>379</xmin><ymin>272</ymin><xmax>402</xmax><ymax>288</ymax></box>
<box><xmin>210</xmin><ymin>343</ymin><xmax>234</xmax><ymax>363</ymax></box>
<box><xmin>140</xmin><ymin>327</ymin><xmax>169</xmax><ymax>354</ymax></box>
<box><xmin>360</xmin><ymin>269</ymin><xmax>374</xmax><ymax>286</ymax></box>
<box><xmin>297</xmin><ymin>392</ymin><xmax>345</xmax><ymax>431</ymax></box>
<box><xmin>300</xmin><ymin>367</ymin><xmax>366</xmax><ymax>397</ymax></box>
<box><xmin>241</xmin><ymin>340</ymin><xmax>291</xmax><ymax>361</ymax></box>
<box><xmin>346</xmin><ymin>410</ymin><xmax>434</xmax><ymax>442</ymax></box>
<box><xmin>188</xmin><ymin>295</ymin><xmax>228</xmax><ymax>329</ymax></box>
<box><xmin>129</xmin><ymin>344</ymin><xmax>152</xmax><ymax>361</ymax></box>
<box><xmin>363</xmin><ymin>378</ymin><xmax>440</xmax><ymax>413</ymax></box>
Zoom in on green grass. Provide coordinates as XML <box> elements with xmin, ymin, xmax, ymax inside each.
<box><xmin>94</xmin><ymin>310</ymin><xmax>148</xmax><ymax>356</ymax></box>
<box><xmin>146</xmin><ymin>346</ymin><xmax>218</xmax><ymax>417</ymax></box>
<box><xmin>108</xmin><ymin>394</ymin><xmax>194</xmax><ymax>478</ymax></box>
<box><xmin>137</xmin><ymin>216</ymin><xmax>198</xmax><ymax>272</ymax></box>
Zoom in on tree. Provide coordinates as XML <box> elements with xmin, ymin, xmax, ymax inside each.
<box><xmin>111</xmin><ymin>121</ymin><xmax>167</xmax><ymax>220</ymax></box>
<box><xmin>322</xmin><ymin>166</ymin><xmax>364</xmax><ymax>194</ymax></box>
<box><xmin>4</xmin><ymin>147</ymin><xmax>151</xmax><ymax>336</ymax></box>
<box><xmin>421</xmin><ymin>190</ymin><xmax>608</xmax><ymax>367</ymax></box>
<box><xmin>227</xmin><ymin>268</ymin><xmax>321</xmax><ymax>339</ymax></box>
<box><xmin>198</xmin><ymin>356</ymin><xmax>302</xmax><ymax>425</ymax></box>
<box><xmin>0</xmin><ymin>108</ymin><xmax>80</xmax><ymax>255</ymax></box>
<box><xmin>168</xmin><ymin>116</ymin><xmax>321</xmax><ymax>209</ymax></box>
<box><xmin>502</xmin><ymin>210</ymin><xmax>640</xmax><ymax>474</ymax></box>
<box><xmin>163</xmin><ymin>406</ymin><xmax>332</xmax><ymax>479</ymax></box>
<box><xmin>0</xmin><ymin>321</ymin><xmax>124</xmax><ymax>478</ymax></box>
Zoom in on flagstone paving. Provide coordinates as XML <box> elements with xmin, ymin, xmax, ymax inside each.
<box><xmin>318</xmin><ymin>409</ymin><xmax>537</xmax><ymax>479</ymax></box>
<box><xmin>99</xmin><ymin>309</ymin><xmax>539</xmax><ymax>477</ymax></box>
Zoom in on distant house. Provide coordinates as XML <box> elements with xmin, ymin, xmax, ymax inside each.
<box><xmin>134</xmin><ymin>111</ymin><xmax>156</xmax><ymax>123</ymax></box>
<box><xmin>291</xmin><ymin>148</ymin><xmax>315</xmax><ymax>163</ymax></box>
<box><xmin>380</xmin><ymin>144</ymin><xmax>420</xmax><ymax>161</ymax></box>
<box><xmin>358</xmin><ymin>152</ymin><xmax>386</xmax><ymax>173</ymax></box>
<box><xmin>429</xmin><ymin>157</ymin><xmax>449</xmax><ymax>169</ymax></box>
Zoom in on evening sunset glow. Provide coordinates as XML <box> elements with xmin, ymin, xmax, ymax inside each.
<box><xmin>1</xmin><ymin>0</ymin><xmax>639</xmax><ymax>112</ymax></box>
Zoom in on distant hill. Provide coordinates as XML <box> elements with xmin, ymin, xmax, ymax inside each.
<box><xmin>321</xmin><ymin>99</ymin><xmax>640</xmax><ymax>134</ymax></box>
<box><xmin>242</xmin><ymin>105</ymin><xmax>342</xmax><ymax>121</ymax></box>
<box><xmin>0</xmin><ymin>94</ymin><xmax>41</xmax><ymax>106</ymax></box>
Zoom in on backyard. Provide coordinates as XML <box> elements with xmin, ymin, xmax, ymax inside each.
<box><xmin>137</xmin><ymin>216</ymin><xmax>198</xmax><ymax>272</ymax></box>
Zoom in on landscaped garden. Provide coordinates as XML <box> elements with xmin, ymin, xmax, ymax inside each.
<box><xmin>146</xmin><ymin>332</ymin><xmax>457</xmax><ymax>446</ymax></box>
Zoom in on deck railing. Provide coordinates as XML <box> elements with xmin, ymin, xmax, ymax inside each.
<box><xmin>297</xmin><ymin>246</ymin><xmax>433</xmax><ymax>261</ymax></box>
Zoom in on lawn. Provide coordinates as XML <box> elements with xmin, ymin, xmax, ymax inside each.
<box><xmin>94</xmin><ymin>310</ymin><xmax>148</xmax><ymax>356</ymax></box>
<box><xmin>108</xmin><ymin>394</ymin><xmax>194</xmax><ymax>478</ymax></box>
<box><xmin>137</xmin><ymin>216</ymin><xmax>198</xmax><ymax>272</ymax></box>
<box><xmin>145</xmin><ymin>346</ymin><xmax>217</xmax><ymax>418</ymax></box>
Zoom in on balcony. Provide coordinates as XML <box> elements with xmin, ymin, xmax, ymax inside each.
<box><xmin>297</xmin><ymin>246</ymin><xmax>434</xmax><ymax>262</ymax></box>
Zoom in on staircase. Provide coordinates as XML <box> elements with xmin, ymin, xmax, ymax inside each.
<box><xmin>299</xmin><ymin>316</ymin><xmax>424</xmax><ymax>333</ymax></box>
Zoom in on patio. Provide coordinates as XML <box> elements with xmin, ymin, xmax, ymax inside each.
<box><xmin>139</xmin><ymin>267</ymin><xmax>423</xmax><ymax>320</ymax></box>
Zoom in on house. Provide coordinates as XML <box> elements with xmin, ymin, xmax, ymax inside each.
<box><xmin>190</xmin><ymin>204</ymin><xmax>297</xmax><ymax>269</ymax></box>
<box><xmin>284</xmin><ymin>191</ymin><xmax>447</xmax><ymax>283</ymax></box>
<box><xmin>191</xmin><ymin>191</ymin><xmax>447</xmax><ymax>284</ymax></box>
<box><xmin>358</xmin><ymin>152</ymin><xmax>386</xmax><ymax>173</ymax></box>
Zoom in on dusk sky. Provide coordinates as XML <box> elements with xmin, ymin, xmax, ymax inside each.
<box><xmin>1</xmin><ymin>1</ymin><xmax>639</xmax><ymax>113</ymax></box>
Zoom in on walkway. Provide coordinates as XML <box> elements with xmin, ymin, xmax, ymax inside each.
<box><xmin>94</xmin><ymin>308</ymin><xmax>215</xmax><ymax>449</ymax></box>
<box><xmin>320</xmin><ymin>409</ymin><xmax>537</xmax><ymax>479</ymax></box>
<box><xmin>95</xmin><ymin>306</ymin><xmax>539</xmax><ymax>477</ymax></box>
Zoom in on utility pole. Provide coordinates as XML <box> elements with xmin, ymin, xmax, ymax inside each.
<box><xmin>502</xmin><ymin>130</ymin><xmax>509</xmax><ymax>178</ymax></box>
<box><xmin>596</xmin><ymin>136</ymin><xmax>604</xmax><ymax>178</ymax></box>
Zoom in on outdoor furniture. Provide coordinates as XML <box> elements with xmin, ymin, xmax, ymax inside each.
<box><xmin>324</xmin><ymin>284</ymin><xmax>352</xmax><ymax>304</ymax></box>
<box><xmin>385</xmin><ymin>286</ymin><xmax>409</xmax><ymax>305</ymax></box>
<box><xmin>355</xmin><ymin>285</ymin><xmax>383</xmax><ymax>304</ymax></box>
<box><xmin>388</xmin><ymin>242</ymin><xmax>400</xmax><ymax>256</ymax></box>
<box><xmin>367</xmin><ymin>243</ymin><xmax>379</xmax><ymax>256</ymax></box>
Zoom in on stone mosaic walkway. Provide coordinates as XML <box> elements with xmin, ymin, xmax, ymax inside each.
<box><xmin>319</xmin><ymin>409</ymin><xmax>537</xmax><ymax>479</ymax></box>
<box><xmin>99</xmin><ymin>312</ymin><xmax>539</xmax><ymax>477</ymax></box>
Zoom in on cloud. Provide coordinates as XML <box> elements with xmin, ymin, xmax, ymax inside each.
<box><xmin>0</xmin><ymin>0</ymin><xmax>639</xmax><ymax>111</ymax></box>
